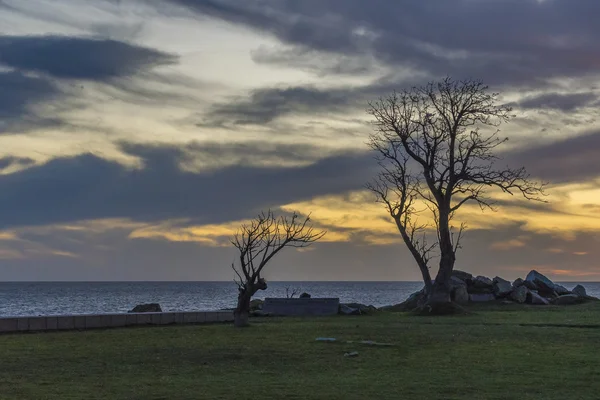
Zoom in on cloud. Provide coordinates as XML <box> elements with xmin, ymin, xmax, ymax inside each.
<box><xmin>506</xmin><ymin>129</ymin><xmax>600</xmax><ymax>183</ymax></box>
<box><xmin>170</xmin><ymin>0</ymin><xmax>600</xmax><ymax>87</ymax></box>
<box><xmin>514</xmin><ymin>92</ymin><xmax>598</xmax><ymax>111</ymax></box>
<box><xmin>0</xmin><ymin>141</ymin><xmax>377</xmax><ymax>229</ymax></box>
<box><xmin>0</xmin><ymin>156</ymin><xmax>35</xmax><ymax>171</ymax></box>
<box><xmin>0</xmin><ymin>35</ymin><xmax>177</xmax><ymax>80</ymax></box>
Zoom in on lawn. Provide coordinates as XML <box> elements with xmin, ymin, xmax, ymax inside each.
<box><xmin>1</xmin><ymin>303</ymin><xmax>599</xmax><ymax>400</ymax></box>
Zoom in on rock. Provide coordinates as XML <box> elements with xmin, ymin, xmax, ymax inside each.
<box><xmin>128</xmin><ymin>303</ymin><xmax>161</xmax><ymax>313</ymax></box>
<box><xmin>469</xmin><ymin>293</ymin><xmax>496</xmax><ymax>302</ymax></box>
<box><xmin>344</xmin><ymin>351</ymin><xmax>359</xmax><ymax>357</ymax></box>
<box><xmin>510</xmin><ymin>286</ymin><xmax>529</xmax><ymax>304</ymax></box>
<box><xmin>450</xmin><ymin>276</ymin><xmax>467</xmax><ymax>288</ymax></box>
<box><xmin>342</xmin><ymin>303</ymin><xmax>377</xmax><ymax>315</ymax></box>
<box><xmin>554</xmin><ymin>284</ymin><xmax>571</xmax><ymax>296</ymax></box>
<box><xmin>512</xmin><ymin>278</ymin><xmax>524</xmax><ymax>287</ymax></box>
<box><xmin>299</xmin><ymin>292</ymin><xmax>311</xmax><ymax>298</ymax></box>
<box><xmin>395</xmin><ymin>289</ymin><xmax>426</xmax><ymax>311</ymax></box>
<box><xmin>249</xmin><ymin>299</ymin><xmax>264</xmax><ymax>311</ymax></box>
<box><xmin>472</xmin><ymin>275</ymin><xmax>494</xmax><ymax>289</ymax></box>
<box><xmin>339</xmin><ymin>304</ymin><xmax>361</xmax><ymax>315</ymax></box>
<box><xmin>522</xmin><ymin>280</ymin><xmax>539</xmax><ymax>290</ymax></box>
<box><xmin>452</xmin><ymin>270</ymin><xmax>473</xmax><ymax>283</ymax></box>
<box><xmin>527</xmin><ymin>291</ymin><xmax>550</xmax><ymax>305</ymax></box>
<box><xmin>250</xmin><ymin>310</ymin><xmax>272</xmax><ymax>317</ymax></box>
<box><xmin>525</xmin><ymin>270</ymin><xmax>556</xmax><ymax>292</ymax></box>
<box><xmin>553</xmin><ymin>294</ymin><xmax>581</xmax><ymax>305</ymax></box>
<box><xmin>501</xmin><ymin>300</ymin><xmax>515</xmax><ymax>305</ymax></box>
<box><xmin>452</xmin><ymin>285</ymin><xmax>469</xmax><ymax>305</ymax></box>
<box><xmin>572</xmin><ymin>285</ymin><xmax>587</xmax><ymax>297</ymax></box>
<box><xmin>493</xmin><ymin>277</ymin><xmax>513</xmax><ymax>297</ymax></box>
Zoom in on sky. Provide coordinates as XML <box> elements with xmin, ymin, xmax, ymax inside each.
<box><xmin>0</xmin><ymin>0</ymin><xmax>599</xmax><ymax>282</ymax></box>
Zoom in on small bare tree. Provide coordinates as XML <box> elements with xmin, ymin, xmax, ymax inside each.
<box><xmin>231</xmin><ymin>210</ymin><xmax>325</xmax><ymax>327</ymax></box>
<box><xmin>367</xmin><ymin>77</ymin><xmax>545</xmax><ymax>313</ymax></box>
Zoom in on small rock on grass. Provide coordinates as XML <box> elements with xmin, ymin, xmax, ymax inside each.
<box><xmin>344</xmin><ymin>351</ymin><xmax>359</xmax><ymax>357</ymax></box>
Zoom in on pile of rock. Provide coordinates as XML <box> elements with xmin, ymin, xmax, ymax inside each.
<box><xmin>445</xmin><ymin>269</ymin><xmax>593</xmax><ymax>306</ymax></box>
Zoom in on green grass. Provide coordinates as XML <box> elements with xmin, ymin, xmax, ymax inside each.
<box><xmin>1</xmin><ymin>303</ymin><xmax>600</xmax><ymax>400</ymax></box>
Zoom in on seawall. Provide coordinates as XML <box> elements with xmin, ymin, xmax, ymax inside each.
<box><xmin>0</xmin><ymin>310</ymin><xmax>234</xmax><ymax>333</ymax></box>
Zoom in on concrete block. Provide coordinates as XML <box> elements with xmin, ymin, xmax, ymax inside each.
<box><xmin>74</xmin><ymin>316</ymin><xmax>86</xmax><ymax>329</ymax></box>
<box><xmin>217</xmin><ymin>311</ymin><xmax>234</xmax><ymax>322</ymax></box>
<box><xmin>150</xmin><ymin>313</ymin><xmax>162</xmax><ymax>325</ymax></box>
<box><xmin>85</xmin><ymin>315</ymin><xmax>103</xmax><ymax>329</ymax></box>
<box><xmin>111</xmin><ymin>314</ymin><xmax>127</xmax><ymax>328</ymax></box>
<box><xmin>175</xmin><ymin>313</ymin><xmax>185</xmax><ymax>324</ymax></box>
<box><xmin>100</xmin><ymin>314</ymin><xmax>113</xmax><ymax>327</ymax></box>
<box><xmin>196</xmin><ymin>312</ymin><xmax>207</xmax><ymax>323</ymax></box>
<box><xmin>17</xmin><ymin>318</ymin><xmax>29</xmax><ymax>332</ymax></box>
<box><xmin>160</xmin><ymin>313</ymin><xmax>176</xmax><ymax>325</ymax></box>
<box><xmin>57</xmin><ymin>316</ymin><xmax>75</xmax><ymax>330</ymax></box>
<box><xmin>46</xmin><ymin>317</ymin><xmax>58</xmax><ymax>331</ymax></box>
<box><xmin>28</xmin><ymin>317</ymin><xmax>47</xmax><ymax>331</ymax></box>
<box><xmin>263</xmin><ymin>298</ymin><xmax>340</xmax><ymax>316</ymax></box>
<box><xmin>205</xmin><ymin>312</ymin><xmax>219</xmax><ymax>323</ymax></box>
<box><xmin>125</xmin><ymin>313</ymin><xmax>137</xmax><ymax>326</ymax></box>
<box><xmin>183</xmin><ymin>312</ymin><xmax>198</xmax><ymax>323</ymax></box>
<box><xmin>0</xmin><ymin>318</ymin><xmax>18</xmax><ymax>333</ymax></box>
<box><xmin>137</xmin><ymin>313</ymin><xmax>151</xmax><ymax>325</ymax></box>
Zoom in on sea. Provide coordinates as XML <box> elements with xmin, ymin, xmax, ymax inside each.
<box><xmin>0</xmin><ymin>281</ymin><xmax>598</xmax><ymax>317</ymax></box>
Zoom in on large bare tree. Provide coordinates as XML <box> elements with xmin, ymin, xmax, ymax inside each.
<box><xmin>367</xmin><ymin>77</ymin><xmax>545</xmax><ymax>313</ymax></box>
<box><xmin>231</xmin><ymin>210</ymin><xmax>325</xmax><ymax>327</ymax></box>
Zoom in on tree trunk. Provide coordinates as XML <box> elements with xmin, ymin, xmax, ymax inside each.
<box><xmin>234</xmin><ymin>290</ymin><xmax>252</xmax><ymax>328</ymax></box>
<box><xmin>426</xmin><ymin>208</ymin><xmax>455</xmax><ymax>311</ymax></box>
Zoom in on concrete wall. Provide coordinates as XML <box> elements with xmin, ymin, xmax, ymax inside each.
<box><xmin>0</xmin><ymin>311</ymin><xmax>234</xmax><ymax>334</ymax></box>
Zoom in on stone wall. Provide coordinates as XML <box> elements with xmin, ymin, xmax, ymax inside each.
<box><xmin>0</xmin><ymin>311</ymin><xmax>234</xmax><ymax>334</ymax></box>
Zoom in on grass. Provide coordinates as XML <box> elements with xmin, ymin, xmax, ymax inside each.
<box><xmin>1</xmin><ymin>303</ymin><xmax>600</xmax><ymax>400</ymax></box>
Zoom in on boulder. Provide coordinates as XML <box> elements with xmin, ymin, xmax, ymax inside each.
<box><xmin>472</xmin><ymin>275</ymin><xmax>493</xmax><ymax>289</ymax></box>
<box><xmin>452</xmin><ymin>285</ymin><xmax>469</xmax><ymax>305</ymax></box>
<box><xmin>395</xmin><ymin>289</ymin><xmax>426</xmax><ymax>311</ymax></box>
<box><xmin>343</xmin><ymin>303</ymin><xmax>377</xmax><ymax>315</ymax></box>
<box><xmin>572</xmin><ymin>285</ymin><xmax>587</xmax><ymax>297</ymax></box>
<box><xmin>469</xmin><ymin>293</ymin><xmax>495</xmax><ymax>302</ymax></box>
<box><xmin>128</xmin><ymin>303</ymin><xmax>162</xmax><ymax>313</ymax></box>
<box><xmin>250</xmin><ymin>299</ymin><xmax>264</xmax><ymax>311</ymax></box>
<box><xmin>450</xmin><ymin>276</ymin><xmax>467</xmax><ymax>289</ymax></box>
<box><xmin>339</xmin><ymin>304</ymin><xmax>361</xmax><ymax>315</ymax></box>
<box><xmin>527</xmin><ymin>291</ymin><xmax>550</xmax><ymax>305</ymax></box>
<box><xmin>510</xmin><ymin>286</ymin><xmax>529</xmax><ymax>304</ymax></box>
<box><xmin>493</xmin><ymin>277</ymin><xmax>513</xmax><ymax>297</ymax></box>
<box><xmin>522</xmin><ymin>280</ymin><xmax>539</xmax><ymax>290</ymax></box>
<box><xmin>525</xmin><ymin>270</ymin><xmax>556</xmax><ymax>292</ymax></box>
<box><xmin>452</xmin><ymin>270</ymin><xmax>473</xmax><ymax>283</ymax></box>
<box><xmin>512</xmin><ymin>278</ymin><xmax>524</xmax><ymax>288</ymax></box>
<box><xmin>299</xmin><ymin>292</ymin><xmax>311</xmax><ymax>298</ymax></box>
<box><xmin>553</xmin><ymin>294</ymin><xmax>581</xmax><ymax>306</ymax></box>
<box><xmin>554</xmin><ymin>284</ymin><xmax>571</xmax><ymax>296</ymax></box>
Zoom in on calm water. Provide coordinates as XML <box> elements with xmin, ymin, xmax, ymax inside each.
<box><xmin>0</xmin><ymin>281</ymin><xmax>598</xmax><ymax>317</ymax></box>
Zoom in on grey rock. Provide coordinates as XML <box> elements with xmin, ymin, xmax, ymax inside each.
<box><xmin>452</xmin><ymin>285</ymin><xmax>469</xmax><ymax>305</ymax></box>
<box><xmin>572</xmin><ymin>285</ymin><xmax>587</xmax><ymax>297</ymax></box>
<box><xmin>344</xmin><ymin>351</ymin><xmax>359</xmax><ymax>357</ymax></box>
<box><xmin>510</xmin><ymin>286</ymin><xmax>529</xmax><ymax>304</ymax></box>
<box><xmin>522</xmin><ymin>280</ymin><xmax>539</xmax><ymax>290</ymax></box>
<box><xmin>528</xmin><ymin>291</ymin><xmax>550</xmax><ymax>305</ymax></box>
<box><xmin>250</xmin><ymin>310</ymin><xmax>272</xmax><ymax>317</ymax></box>
<box><xmin>339</xmin><ymin>304</ymin><xmax>360</xmax><ymax>315</ymax></box>
<box><xmin>450</xmin><ymin>276</ymin><xmax>467</xmax><ymax>288</ymax></box>
<box><xmin>249</xmin><ymin>299</ymin><xmax>264</xmax><ymax>311</ymax></box>
<box><xmin>512</xmin><ymin>278</ymin><xmax>524</xmax><ymax>288</ymax></box>
<box><xmin>128</xmin><ymin>303</ymin><xmax>161</xmax><ymax>313</ymax></box>
<box><xmin>299</xmin><ymin>292</ymin><xmax>311</xmax><ymax>298</ymax></box>
<box><xmin>342</xmin><ymin>303</ymin><xmax>377</xmax><ymax>315</ymax></box>
<box><xmin>525</xmin><ymin>270</ymin><xmax>556</xmax><ymax>292</ymax></box>
<box><xmin>554</xmin><ymin>285</ymin><xmax>571</xmax><ymax>296</ymax></box>
<box><xmin>469</xmin><ymin>293</ymin><xmax>496</xmax><ymax>302</ymax></box>
<box><xmin>493</xmin><ymin>277</ymin><xmax>513</xmax><ymax>297</ymax></box>
<box><xmin>452</xmin><ymin>270</ymin><xmax>473</xmax><ymax>283</ymax></box>
<box><xmin>472</xmin><ymin>275</ymin><xmax>494</xmax><ymax>289</ymax></box>
<box><xmin>553</xmin><ymin>294</ymin><xmax>581</xmax><ymax>305</ymax></box>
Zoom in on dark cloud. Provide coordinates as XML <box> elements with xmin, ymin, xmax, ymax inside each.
<box><xmin>0</xmin><ymin>71</ymin><xmax>63</xmax><ymax>132</ymax></box>
<box><xmin>0</xmin><ymin>35</ymin><xmax>177</xmax><ymax>80</ymax></box>
<box><xmin>506</xmin><ymin>129</ymin><xmax>600</xmax><ymax>184</ymax></box>
<box><xmin>514</xmin><ymin>92</ymin><xmax>598</xmax><ymax>111</ymax></box>
<box><xmin>0</xmin><ymin>156</ymin><xmax>35</xmax><ymax>170</ymax></box>
<box><xmin>169</xmin><ymin>0</ymin><xmax>600</xmax><ymax>87</ymax></box>
<box><xmin>0</xmin><ymin>141</ymin><xmax>377</xmax><ymax>229</ymax></box>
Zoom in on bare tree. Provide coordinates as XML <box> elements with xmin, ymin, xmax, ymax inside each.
<box><xmin>231</xmin><ymin>210</ymin><xmax>326</xmax><ymax>327</ymax></box>
<box><xmin>367</xmin><ymin>77</ymin><xmax>545</xmax><ymax>313</ymax></box>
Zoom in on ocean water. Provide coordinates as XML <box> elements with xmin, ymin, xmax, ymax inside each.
<box><xmin>0</xmin><ymin>281</ymin><xmax>598</xmax><ymax>317</ymax></box>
